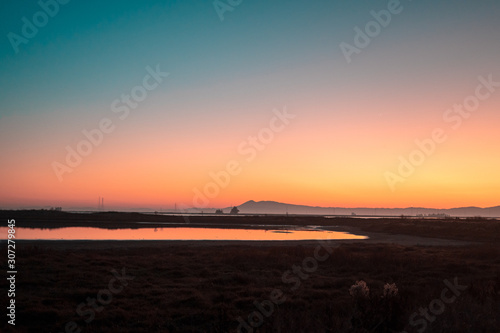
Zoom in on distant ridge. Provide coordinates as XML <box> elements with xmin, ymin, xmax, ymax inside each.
<box><xmin>3</xmin><ymin>202</ymin><xmax>499</xmax><ymax>217</ymax></box>
<box><xmin>233</xmin><ymin>200</ymin><xmax>500</xmax><ymax>217</ymax></box>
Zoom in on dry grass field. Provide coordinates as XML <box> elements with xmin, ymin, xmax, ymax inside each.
<box><xmin>1</xmin><ymin>212</ymin><xmax>499</xmax><ymax>332</ymax></box>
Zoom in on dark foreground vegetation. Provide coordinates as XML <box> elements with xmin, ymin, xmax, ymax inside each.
<box><xmin>0</xmin><ymin>241</ymin><xmax>499</xmax><ymax>332</ymax></box>
<box><xmin>0</xmin><ymin>213</ymin><xmax>499</xmax><ymax>332</ymax></box>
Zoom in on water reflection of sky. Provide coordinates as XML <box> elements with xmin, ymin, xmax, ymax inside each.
<box><xmin>0</xmin><ymin>227</ymin><xmax>368</xmax><ymax>241</ymax></box>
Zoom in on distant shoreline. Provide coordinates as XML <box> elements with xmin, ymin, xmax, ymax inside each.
<box><xmin>2</xmin><ymin>209</ymin><xmax>498</xmax><ymax>244</ymax></box>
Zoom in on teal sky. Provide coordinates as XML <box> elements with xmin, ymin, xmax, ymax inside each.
<box><xmin>1</xmin><ymin>0</ymin><xmax>498</xmax><ymax>113</ymax></box>
<box><xmin>1</xmin><ymin>0</ymin><xmax>497</xmax><ymax>117</ymax></box>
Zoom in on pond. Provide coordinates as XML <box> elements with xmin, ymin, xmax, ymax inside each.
<box><xmin>0</xmin><ymin>226</ymin><xmax>368</xmax><ymax>241</ymax></box>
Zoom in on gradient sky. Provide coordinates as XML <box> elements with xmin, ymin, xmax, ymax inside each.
<box><xmin>1</xmin><ymin>0</ymin><xmax>499</xmax><ymax>210</ymax></box>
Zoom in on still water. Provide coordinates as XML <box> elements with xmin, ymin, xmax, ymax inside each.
<box><xmin>1</xmin><ymin>226</ymin><xmax>368</xmax><ymax>241</ymax></box>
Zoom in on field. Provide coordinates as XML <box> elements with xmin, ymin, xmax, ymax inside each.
<box><xmin>1</xmin><ymin>212</ymin><xmax>499</xmax><ymax>332</ymax></box>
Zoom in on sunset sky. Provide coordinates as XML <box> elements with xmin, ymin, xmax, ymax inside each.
<box><xmin>1</xmin><ymin>0</ymin><xmax>499</xmax><ymax>210</ymax></box>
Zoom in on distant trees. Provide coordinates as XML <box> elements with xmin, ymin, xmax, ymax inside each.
<box><xmin>215</xmin><ymin>207</ymin><xmax>239</xmax><ymax>214</ymax></box>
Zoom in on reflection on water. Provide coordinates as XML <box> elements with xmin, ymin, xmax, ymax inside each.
<box><xmin>0</xmin><ymin>226</ymin><xmax>368</xmax><ymax>241</ymax></box>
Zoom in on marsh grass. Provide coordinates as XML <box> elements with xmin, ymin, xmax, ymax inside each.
<box><xmin>1</xmin><ymin>240</ymin><xmax>499</xmax><ymax>332</ymax></box>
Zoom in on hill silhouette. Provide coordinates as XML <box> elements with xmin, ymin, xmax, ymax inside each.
<box><xmin>231</xmin><ymin>200</ymin><xmax>500</xmax><ymax>217</ymax></box>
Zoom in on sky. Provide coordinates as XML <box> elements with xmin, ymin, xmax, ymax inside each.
<box><xmin>1</xmin><ymin>0</ymin><xmax>499</xmax><ymax>210</ymax></box>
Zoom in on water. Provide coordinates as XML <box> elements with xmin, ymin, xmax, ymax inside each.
<box><xmin>0</xmin><ymin>226</ymin><xmax>368</xmax><ymax>241</ymax></box>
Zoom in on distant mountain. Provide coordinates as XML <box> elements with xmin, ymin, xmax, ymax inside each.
<box><xmin>5</xmin><ymin>202</ymin><xmax>499</xmax><ymax>217</ymax></box>
<box><xmin>233</xmin><ymin>200</ymin><xmax>500</xmax><ymax>217</ymax></box>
